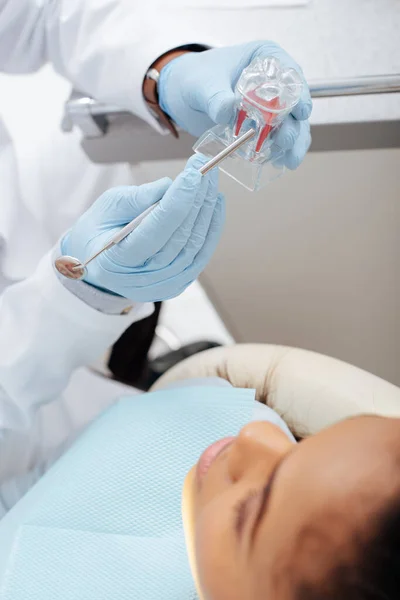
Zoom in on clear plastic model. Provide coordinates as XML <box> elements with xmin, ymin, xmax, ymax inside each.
<box><xmin>193</xmin><ymin>57</ymin><xmax>303</xmax><ymax>191</ymax></box>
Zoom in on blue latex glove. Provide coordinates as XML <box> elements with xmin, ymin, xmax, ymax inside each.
<box><xmin>158</xmin><ymin>41</ymin><xmax>312</xmax><ymax>170</ymax></box>
<box><xmin>61</xmin><ymin>155</ymin><xmax>225</xmax><ymax>302</ymax></box>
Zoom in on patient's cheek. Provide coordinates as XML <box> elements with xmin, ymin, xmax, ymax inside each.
<box><xmin>195</xmin><ymin>508</ymin><xmax>243</xmax><ymax>600</ymax></box>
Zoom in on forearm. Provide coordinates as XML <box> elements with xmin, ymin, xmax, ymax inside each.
<box><xmin>0</xmin><ymin>0</ymin><xmax>208</xmax><ymax>125</ymax></box>
<box><xmin>0</xmin><ymin>249</ymin><xmax>151</xmax><ymax>437</ymax></box>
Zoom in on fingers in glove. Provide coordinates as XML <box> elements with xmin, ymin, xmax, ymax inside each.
<box><xmin>256</xmin><ymin>44</ymin><xmax>312</xmax><ymax>122</ymax></box>
<box><xmin>108</xmin><ymin>161</ymin><xmax>204</xmax><ymax>267</ymax></box>
<box><xmin>148</xmin><ymin>164</ymin><xmax>219</xmax><ymax>269</ymax></box>
<box><xmin>188</xmin><ymin>70</ymin><xmax>236</xmax><ymax>125</ymax></box>
<box><xmin>291</xmin><ymin>82</ymin><xmax>313</xmax><ymax>122</ymax></box>
<box><xmin>273</xmin><ymin>114</ymin><xmax>301</xmax><ymax>151</ymax></box>
<box><xmin>283</xmin><ymin>120</ymin><xmax>312</xmax><ymax>170</ymax></box>
<box><xmin>129</xmin><ymin>193</ymin><xmax>225</xmax><ymax>301</ymax></box>
<box><xmin>151</xmin><ymin>173</ymin><xmax>220</xmax><ymax>279</ymax></box>
<box><xmin>183</xmin><ymin>192</ymin><xmax>226</xmax><ymax>277</ymax></box>
<box><xmin>88</xmin><ymin>179</ymin><xmax>172</xmax><ymax>229</ymax></box>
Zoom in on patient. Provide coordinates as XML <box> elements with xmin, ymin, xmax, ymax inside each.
<box><xmin>189</xmin><ymin>416</ymin><xmax>400</xmax><ymax>600</ymax></box>
<box><xmin>0</xmin><ymin>378</ymin><xmax>399</xmax><ymax>599</ymax></box>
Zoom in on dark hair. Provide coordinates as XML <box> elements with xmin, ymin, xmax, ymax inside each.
<box><xmin>297</xmin><ymin>496</ymin><xmax>400</xmax><ymax>599</ymax></box>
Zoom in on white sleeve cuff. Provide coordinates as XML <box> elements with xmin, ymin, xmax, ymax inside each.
<box><xmin>38</xmin><ymin>251</ymin><xmax>154</xmax><ymax>335</ymax></box>
<box><xmin>52</xmin><ymin>246</ymin><xmax>136</xmax><ymax>316</ymax></box>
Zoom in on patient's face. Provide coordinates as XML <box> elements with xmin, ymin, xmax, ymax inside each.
<box><xmin>193</xmin><ymin>416</ymin><xmax>400</xmax><ymax>600</ymax></box>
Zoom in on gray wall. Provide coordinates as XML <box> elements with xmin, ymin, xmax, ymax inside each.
<box><xmin>134</xmin><ymin>148</ymin><xmax>400</xmax><ymax>386</ymax></box>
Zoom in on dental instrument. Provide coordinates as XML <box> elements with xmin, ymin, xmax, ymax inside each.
<box><xmin>55</xmin><ymin>128</ymin><xmax>255</xmax><ymax>281</ymax></box>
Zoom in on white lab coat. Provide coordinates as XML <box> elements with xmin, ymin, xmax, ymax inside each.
<box><xmin>0</xmin><ymin>0</ymin><xmax>207</xmax><ymax>490</ymax></box>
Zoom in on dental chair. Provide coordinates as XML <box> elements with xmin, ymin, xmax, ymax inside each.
<box><xmin>151</xmin><ymin>343</ymin><xmax>400</xmax><ymax>438</ymax></box>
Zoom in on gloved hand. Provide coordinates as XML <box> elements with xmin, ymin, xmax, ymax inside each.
<box><xmin>61</xmin><ymin>155</ymin><xmax>225</xmax><ymax>303</ymax></box>
<box><xmin>158</xmin><ymin>41</ymin><xmax>312</xmax><ymax>170</ymax></box>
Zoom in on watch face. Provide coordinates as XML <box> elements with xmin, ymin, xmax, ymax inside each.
<box><xmin>146</xmin><ymin>68</ymin><xmax>160</xmax><ymax>83</ymax></box>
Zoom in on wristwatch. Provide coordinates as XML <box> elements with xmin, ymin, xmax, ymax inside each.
<box><xmin>142</xmin><ymin>45</ymin><xmax>206</xmax><ymax>138</ymax></box>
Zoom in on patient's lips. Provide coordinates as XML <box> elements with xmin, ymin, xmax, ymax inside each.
<box><xmin>196</xmin><ymin>437</ymin><xmax>234</xmax><ymax>484</ymax></box>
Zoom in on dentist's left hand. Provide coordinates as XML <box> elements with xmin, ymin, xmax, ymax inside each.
<box><xmin>61</xmin><ymin>155</ymin><xmax>225</xmax><ymax>302</ymax></box>
<box><xmin>158</xmin><ymin>41</ymin><xmax>312</xmax><ymax>170</ymax></box>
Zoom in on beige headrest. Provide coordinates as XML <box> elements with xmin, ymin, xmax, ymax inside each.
<box><xmin>151</xmin><ymin>344</ymin><xmax>400</xmax><ymax>438</ymax></box>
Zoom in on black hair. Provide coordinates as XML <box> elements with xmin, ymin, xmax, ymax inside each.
<box><xmin>296</xmin><ymin>495</ymin><xmax>400</xmax><ymax>599</ymax></box>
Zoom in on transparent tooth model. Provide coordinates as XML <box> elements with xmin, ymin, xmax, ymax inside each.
<box><xmin>193</xmin><ymin>57</ymin><xmax>303</xmax><ymax>191</ymax></box>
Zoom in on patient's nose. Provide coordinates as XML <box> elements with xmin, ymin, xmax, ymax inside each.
<box><xmin>227</xmin><ymin>421</ymin><xmax>292</xmax><ymax>482</ymax></box>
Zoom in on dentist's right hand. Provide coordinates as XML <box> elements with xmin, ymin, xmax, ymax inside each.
<box><xmin>61</xmin><ymin>155</ymin><xmax>225</xmax><ymax>303</ymax></box>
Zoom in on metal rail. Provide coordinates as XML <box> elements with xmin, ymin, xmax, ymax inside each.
<box><xmin>310</xmin><ymin>74</ymin><xmax>400</xmax><ymax>97</ymax></box>
<box><xmin>62</xmin><ymin>74</ymin><xmax>400</xmax><ymax>138</ymax></box>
